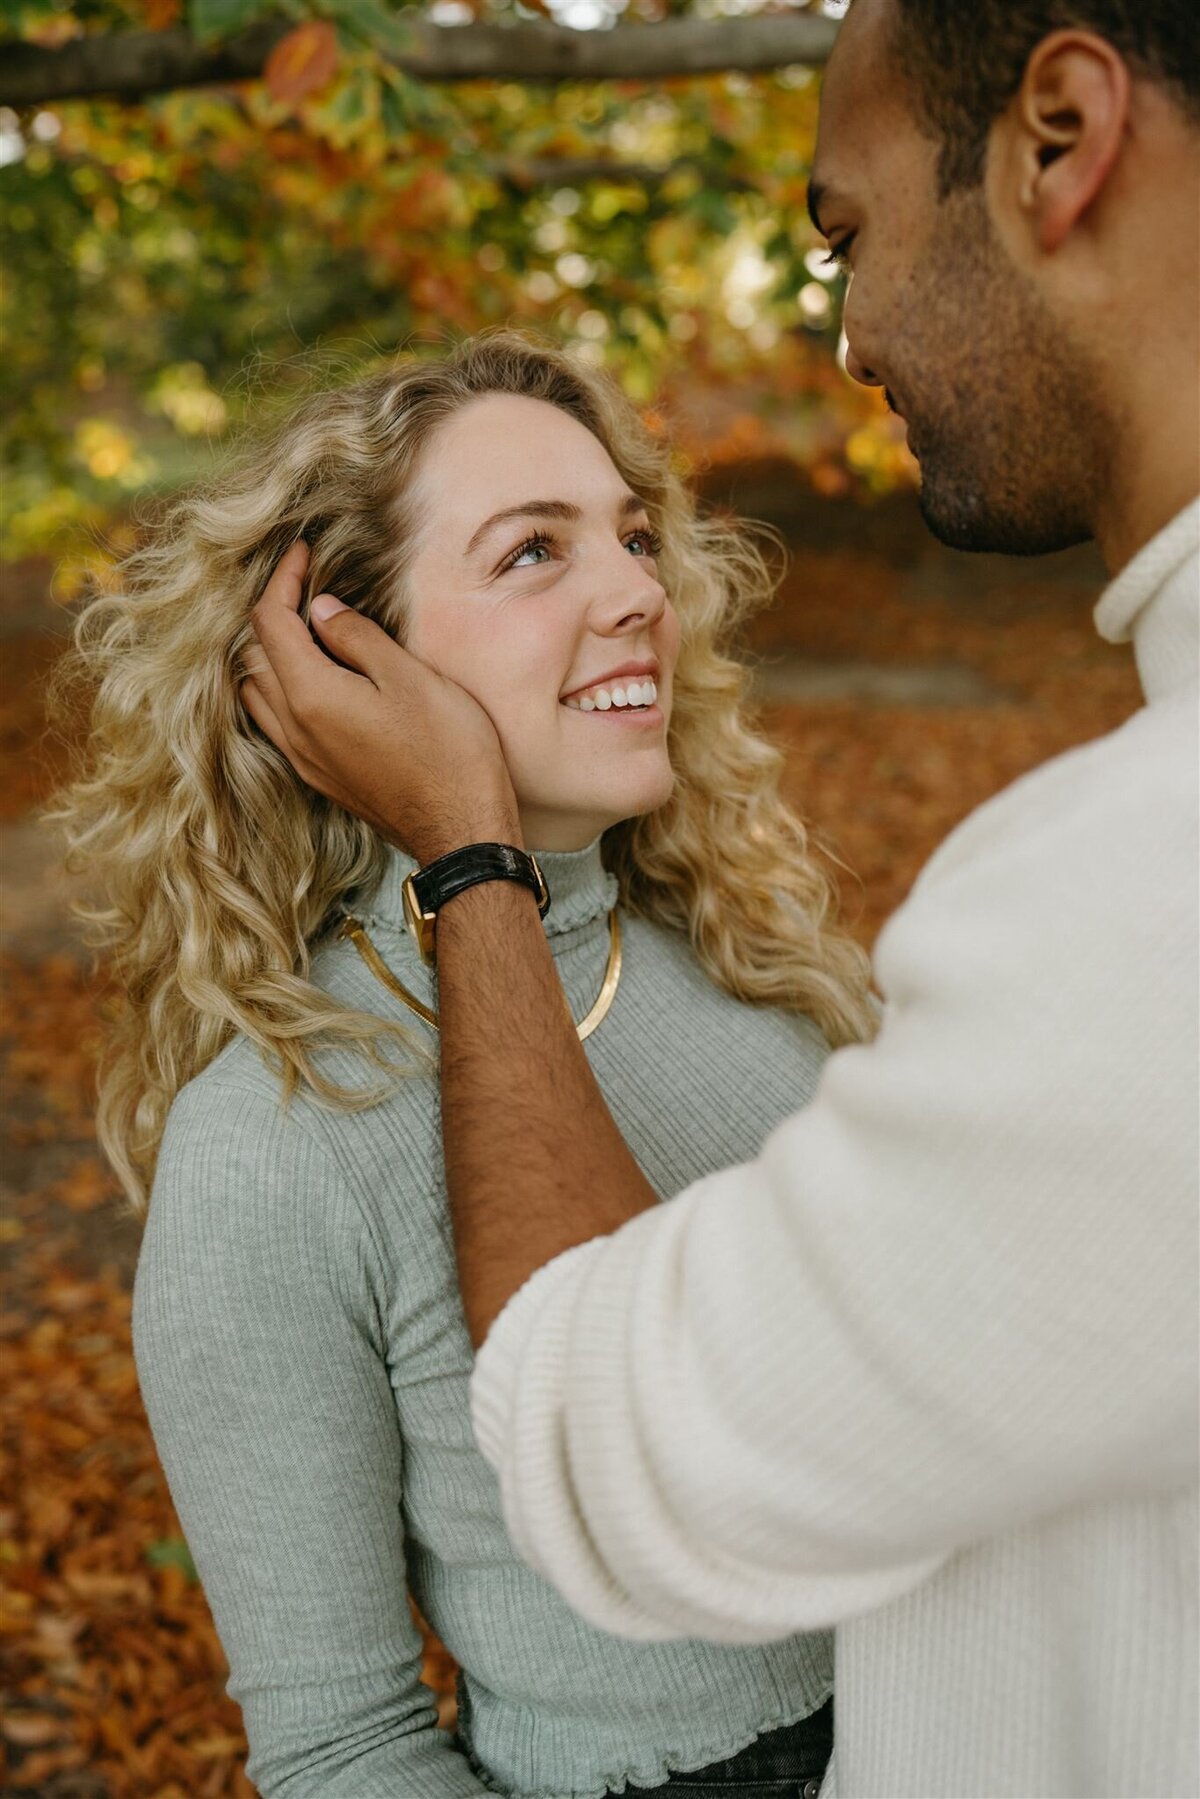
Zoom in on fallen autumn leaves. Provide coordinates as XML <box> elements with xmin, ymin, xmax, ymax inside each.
<box><xmin>1</xmin><ymin>983</ymin><xmax>458</xmax><ymax>1796</ymax></box>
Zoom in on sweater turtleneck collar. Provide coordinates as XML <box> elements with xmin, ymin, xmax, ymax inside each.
<box><xmin>358</xmin><ymin>835</ymin><xmax>619</xmax><ymax>946</ymax></box>
<box><xmin>1094</xmin><ymin>498</ymin><xmax>1199</xmax><ymax>704</ymax></box>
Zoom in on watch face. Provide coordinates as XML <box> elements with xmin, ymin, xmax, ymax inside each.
<box><xmin>402</xmin><ymin>872</ymin><xmax>437</xmax><ymax>965</ymax></box>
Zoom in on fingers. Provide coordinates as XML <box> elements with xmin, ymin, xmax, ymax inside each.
<box><xmin>271</xmin><ymin>539</ymin><xmax>309</xmax><ymax>609</ymax></box>
<box><xmin>243</xmin><ymin>673</ymin><xmax>352</xmax><ymax>811</ymax></box>
<box><xmin>241</xmin><ymin>643</ymin><xmax>294</xmax><ymax>732</ymax></box>
<box><xmin>250</xmin><ymin>541</ymin><xmax>329</xmax><ymax>682</ymax></box>
<box><xmin>241</xmin><ymin>676</ymin><xmax>291</xmax><ymax>757</ymax></box>
<box><xmin>307</xmin><ymin>596</ymin><xmax>414</xmax><ymax>689</ymax></box>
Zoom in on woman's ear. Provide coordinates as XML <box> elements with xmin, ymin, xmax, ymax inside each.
<box><xmin>993</xmin><ymin>29</ymin><xmax>1131</xmax><ymax>255</ymax></box>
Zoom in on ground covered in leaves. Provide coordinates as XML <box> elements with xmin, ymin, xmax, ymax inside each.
<box><xmin>1</xmin><ymin>489</ymin><xmax>1141</xmax><ymax>1796</ymax></box>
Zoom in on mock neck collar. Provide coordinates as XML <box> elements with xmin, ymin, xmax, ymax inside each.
<box><xmin>359</xmin><ymin>835</ymin><xmax>618</xmax><ymax>943</ymax></box>
<box><xmin>1094</xmin><ymin>498</ymin><xmax>1199</xmax><ymax>704</ymax></box>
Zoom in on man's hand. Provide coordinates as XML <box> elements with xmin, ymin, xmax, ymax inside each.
<box><xmin>242</xmin><ymin>542</ymin><xmax>521</xmax><ymax>864</ymax></box>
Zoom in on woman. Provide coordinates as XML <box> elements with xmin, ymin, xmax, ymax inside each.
<box><xmin>54</xmin><ymin>332</ymin><xmax>875</xmax><ymax>1797</ymax></box>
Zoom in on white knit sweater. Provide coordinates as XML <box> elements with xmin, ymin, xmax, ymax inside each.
<box><xmin>471</xmin><ymin>500</ymin><xmax>1200</xmax><ymax>1799</ymax></box>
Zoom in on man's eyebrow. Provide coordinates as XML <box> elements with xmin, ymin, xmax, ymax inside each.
<box><xmin>466</xmin><ymin>493</ymin><xmax>644</xmax><ymax>557</ymax></box>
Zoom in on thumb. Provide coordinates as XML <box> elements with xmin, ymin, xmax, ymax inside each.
<box><xmin>308</xmin><ymin>594</ymin><xmax>401</xmax><ymax>681</ymax></box>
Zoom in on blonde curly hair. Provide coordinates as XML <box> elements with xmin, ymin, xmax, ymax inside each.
<box><xmin>50</xmin><ymin>330</ymin><xmax>875</xmax><ymax>1212</ymax></box>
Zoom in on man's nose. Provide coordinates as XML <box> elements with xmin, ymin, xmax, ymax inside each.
<box><xmin>844</xmin><ymin>340</ymin><xmax>883</xmax><ymax>389</ymax></box>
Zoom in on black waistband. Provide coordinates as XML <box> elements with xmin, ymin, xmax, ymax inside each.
<box><xmin>628</xmin><ymin>1697</ymin><xmax>834</xmax><ymax>1792</ymax></box>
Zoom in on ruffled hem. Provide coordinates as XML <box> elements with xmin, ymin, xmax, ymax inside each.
<box><xmin>473</xmin><ymin>1688</ymin><xmax>835</xmax><ymax>1799</ymax></box>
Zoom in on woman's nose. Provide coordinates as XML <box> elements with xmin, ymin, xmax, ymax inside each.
<box><xmin>592</xmin><ymin>551</ymin><xmax>668</xmax><ymax>635</ymax></box>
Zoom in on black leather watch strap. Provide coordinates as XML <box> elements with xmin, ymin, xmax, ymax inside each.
<box><xmin>403</xmin><ymin>843</ymin><xmax>549</xmax><ymax>963</ymax></box>
<box><xmin>413</xmin><ymin>842</ymin><xmax>549</xmax><ymax>918</ymax></box>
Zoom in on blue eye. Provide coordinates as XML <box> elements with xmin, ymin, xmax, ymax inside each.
<box><xmin>501</xmin><ymin>524</ymin><xmax>663</xmax><ymax>574</ymax></box>
<box><xmin>504</xmin><ymin>532</ymin><xmax>555</xmax><ymax>571</ymax></box>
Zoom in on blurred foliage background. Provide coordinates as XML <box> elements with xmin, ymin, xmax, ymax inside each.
<box><xmin>1</xmin><ymin>0</ymin><xmax>911</xmax><ymax>590</ymax></box>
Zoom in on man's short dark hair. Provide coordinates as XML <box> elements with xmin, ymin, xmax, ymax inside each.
<box><xmin>889</xmin><ymin>0</ymin><xmax>1200</xmax><ymax>192</ymax></box>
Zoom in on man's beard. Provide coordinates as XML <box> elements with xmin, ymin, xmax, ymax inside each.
<box><xmin>915</xmin><ymin>427</ymin><xmax>1098</xmax><ymax>557</ymax></box>
<box><xmin>898</xmin><ymin>205</ymin><xmax>1110</xmax><ymax>556</ymax></box>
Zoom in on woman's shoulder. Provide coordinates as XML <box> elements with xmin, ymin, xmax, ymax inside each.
<box><xmin>153</xmin><ymin>1041</ymin><xmax>357</xmax><ymax>1236</ymax></box>
<box><xmin>154</xmin><ymin>1016</ymin><xmax>440</xmax><ymax>1245</ymax></box>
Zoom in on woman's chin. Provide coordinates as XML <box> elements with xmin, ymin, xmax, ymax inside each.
<box><xmin>520</xmin><ymin>773</ymin><xmax>675</xmax><ymax>850</ymax></box>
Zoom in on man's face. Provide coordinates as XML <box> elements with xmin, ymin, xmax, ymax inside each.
<box><xmin>810</xmin><ymin>0</ymin><xmax>1105</xmax><ymax>555</ymax></box>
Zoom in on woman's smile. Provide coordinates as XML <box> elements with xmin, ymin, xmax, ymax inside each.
<box><xmin>561</xmin><ymin>660</ymin><xmax>662</xmax><ymax>718</ymax></box>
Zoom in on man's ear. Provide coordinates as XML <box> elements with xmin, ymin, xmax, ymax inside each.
<box><xmin>994</xmin><ymin>30</ymin><xmax>1131</xmax><ymax>254</ymax></box>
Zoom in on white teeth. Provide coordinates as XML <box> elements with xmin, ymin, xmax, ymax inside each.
<box><xmin>563</xmin><ymin>676</ymin><xmax>659</xmax><ymax>711</ymax></box>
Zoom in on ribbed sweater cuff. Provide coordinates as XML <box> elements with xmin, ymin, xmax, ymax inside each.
<box><xmin>471</xmin><ymin>1240</ymin><xmax>603</xmax><ymax>1473</ymax></box>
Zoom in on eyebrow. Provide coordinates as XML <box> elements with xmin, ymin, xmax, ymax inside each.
<box><xmin>466</xmin><ymin>492</ymin><xmax>644</xmax><ymax>558</ymax></box>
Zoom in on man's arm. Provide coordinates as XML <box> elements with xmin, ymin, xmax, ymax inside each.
<box><xmin>436</xmin><ymin>880</ymin><xmax>656</xmax><ymax>1341</ymax></box>
<box><xmin>244</xmin><ymin>547</ymin><xmax>657</xmax><ymax>1343</ymax></box>
<box><xmin>468</xmin><ymin>708</ymin><xmax>1199</xmax><ymax>1641</ymax></box>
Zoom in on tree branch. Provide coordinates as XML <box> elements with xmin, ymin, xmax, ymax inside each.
<box><xmin>1</xmin><ymin>14</ymin><xmax>838</xmax><ymax>109</ymax></box>
<box><xmin>487</xmin><ymin>153</ymin><xmax>753</xmax><ymax>189</ymax></box>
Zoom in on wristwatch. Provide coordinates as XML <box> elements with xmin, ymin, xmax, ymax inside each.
<box><xmin>402</xmin><ymin>842</ymin><xmax>550</xmax><ymax>965</ymax></box>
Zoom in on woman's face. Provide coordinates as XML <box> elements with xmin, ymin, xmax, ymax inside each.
<box><xmin>403</xmin><ymin>393</ymin><xmax>681</xmax><ymax>852</ymax></box>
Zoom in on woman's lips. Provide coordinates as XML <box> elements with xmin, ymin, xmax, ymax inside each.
<box><xmin>561</xmin><ymin>701</ymin><xmax>665</xmax><ymax>727</ymax></box>
<box><xmin>572</xmin><ymin>705</ymin><xmax>665</xmax><ymax>726</ymax></box>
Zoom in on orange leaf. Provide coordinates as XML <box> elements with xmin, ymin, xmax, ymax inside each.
<box><xmin>189</xmin><ymin>1732</ymin><xmax>246</xmax><ymax>1758</ymax></box>
<box><xmin>2</xmin><ymin>1712</ymin><xmax>66</xmax><ymax>1746</ymax></box>
<box><xmin>264</xmin><ymin>22</ymin><xmax>340</xmax><ymax>107</ymax></box>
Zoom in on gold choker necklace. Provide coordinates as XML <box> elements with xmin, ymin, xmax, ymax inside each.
<box><xmin>340</xmin><ymin>909</ymin><xmax>622</xmax><ymax>1042</ymax></box>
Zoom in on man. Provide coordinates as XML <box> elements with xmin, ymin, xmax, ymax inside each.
<box><xmin>244</xmin><ymin>0</ymin><xmax>1199</xmax><ymax>1790</ymax></box>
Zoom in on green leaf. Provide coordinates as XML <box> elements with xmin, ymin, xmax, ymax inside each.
<box><xmin>322</xmin><ymin>0</ymin><xmax>414</xmax><ymax>58</ymax></box>
<box><xmin>189</xmin><ymin>0</ymin><xmax>270</xmax><ymax>46</ymax></box>
<box><xmin>145</xmin><ymin>1537</ymin><xmax>199</xmax><ymax>1582</ymax></box>
<box><xmin>690</xmin><ymin>189</ymin><xmax>736</xmax><ymax>234</ymax></box>
<box><xmin>379</xmin><ymin>71</ymin><xmax>411</xmax><ymax>139</ymax></box>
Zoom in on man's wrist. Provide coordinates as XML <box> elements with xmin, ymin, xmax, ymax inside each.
<box><xmin>405</xmin><ymin>807</ymin><xmax>524</xmax><ymax>868</ymax></box>
<box><xmin>405</xmin><ymin>842</ymin><xmax>546</xmax><ymax>964</ymax></box>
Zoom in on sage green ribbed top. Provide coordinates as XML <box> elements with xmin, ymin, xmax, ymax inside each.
<box><xmin>133</xmin><ymin>838</ymin><xmax>834</xmax><ymax>1798</ymax></box>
